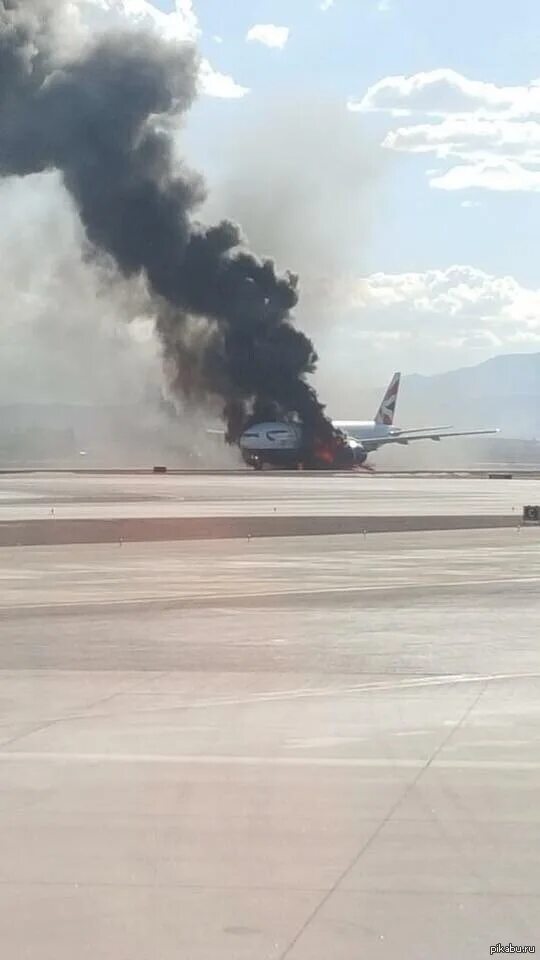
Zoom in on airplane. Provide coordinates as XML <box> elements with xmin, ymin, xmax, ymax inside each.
<box><xmin>239</xmin><ymin>372</ymin><xmax>499</xmax><ymax>470</ymax></box>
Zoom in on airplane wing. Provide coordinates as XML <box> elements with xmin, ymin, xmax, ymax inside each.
<box><xmin>349</xmin><ymin>428</ymin><xmax>499</xmax><ymax>450</ymax></box>
<box><xmin>388</xmin><ymin>425</ymin><xmax>452</xmax><ymax>435</ymax></box>
<box><xmin>334</xmin><ymin>422</ymin><xmax>453</xmax><ymax>435</ymax></box>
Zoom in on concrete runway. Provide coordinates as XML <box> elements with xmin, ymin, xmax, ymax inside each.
<box><xmin>0</xmin><ymin>471</ymin><xmax>536</xmax><ymax>519</ymax></box>
<box><xmin>0</xmin><ymin>471</ymin><xmax>534</xmax><ymax>547</ymax></box>
<box><xmin>1</xmin><ymin>474</ymin><xmax>539</xmax><ymax>958</ymax></box>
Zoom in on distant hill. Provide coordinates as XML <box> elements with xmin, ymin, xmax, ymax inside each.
<box><xmin>348</xmin><ymin>352</ymin><xmax>540</xmax><ymax>439</ymax></box>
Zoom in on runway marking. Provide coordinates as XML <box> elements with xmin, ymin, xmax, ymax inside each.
<box><xmin>286</xmin><ymin>736</ymin><xmax>369</xmax><ymax>748</ymax></box>
<box><xmin>0</xmin><ymin>675</ymin><xmax>538</xmax><ymax>739</ymax></box>
<box><xmin>1</xmin><ymin>574</ymin><xmax>540</xmax><ymax>614</ymax></box>
<box><xmin>114</xmin><ymin>671</ymin><xmax>540</xmax><ymax>711</ymax></box>
<box><xmin>3</xmin><ymin>673</ymin><xmax>535</xmax><ymax>730</ymax></box>
<box><xmin>1</xmin><ymin>751</ymin><xmax>540</xmax><ymax>771</ymax></box>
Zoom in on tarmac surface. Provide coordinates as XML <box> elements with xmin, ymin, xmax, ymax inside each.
<box><xmin>1</xmin><ymin>472</ymin><xmax>539</xmax><ymax>958</ymax></box>
<box><xmin>0</xmin><ymin>470</ymin><xmax>536</xmax><ymax>519</ymax></box>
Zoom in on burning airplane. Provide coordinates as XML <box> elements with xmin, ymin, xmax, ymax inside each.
<box><xmin>239</xmin><ymin>421</ymin><xmax>362</xmax><ymax>470</ymax></box>
<box><xmin>238</xmin><ymin>372</ymin><xmax>498</xmax><ymax>470</ymax></box>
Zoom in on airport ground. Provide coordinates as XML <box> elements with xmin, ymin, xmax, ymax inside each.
<box><xmin>0</xmin><ymin>471</ymin><xmax>539</xmax><ymax>958</ymax></box>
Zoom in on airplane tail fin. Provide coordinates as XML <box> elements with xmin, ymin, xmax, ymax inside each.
<box><xmin>375</xmin><ymin>372</ymin><xmax>401</xmax><ymax>425</ymax></box>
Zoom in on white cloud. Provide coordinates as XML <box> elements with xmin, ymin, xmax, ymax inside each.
<box><xmin>431</xmin><ymin>160</ymin><xmax>540</xmax><ymax>192</ymax></box>
<box><xmin>384</xmin><ymin>117</ymin><xmax>540</xmax><ymax>161</ymax></box>
<box><xmin>198</xmin><ymin>60</ymin><xmax>249</xmax><ymax>99</ymax></box>
<box><xmin>350</xmin><ymin>68</ymin><xmax>540</xmax><ymax>192</ymax></box>
<box><xmin>348</xmin><ymin>266</ymin><xmax>540</xmax><ymax>340</ymax></box>
<box><xmin>350</xmin><ymin>68</ymin><xmax>540</xmax><ymax>119</ymax></box>
<box><xmin>310</xmin><ymin>264</ymin><xmax>540</xmax><ymax>380</ymax></box>
<box><xmin>246</xmin><ymin>24</ymin><xmax>290</xmax><ymax>50</ymax></box>
<box><xmin>335</xmin><ymin>266</ymin><xmax>528</xmax><ymax>365</ymax></box>
<box><xmin>384</xmin><ymin>116</ymin><xmax>540</xmax><ymax>191</ymax></box>
<box><xmin>320</xmin><ymin>0</ymin><xmax>335</xmax><ymax>10</ymax></box>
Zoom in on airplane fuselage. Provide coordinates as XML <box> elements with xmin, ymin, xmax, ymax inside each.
<box><xmin>239</xmin><ymin>421</ymin><xmax>368</xmax><ymax>470</ymax></box>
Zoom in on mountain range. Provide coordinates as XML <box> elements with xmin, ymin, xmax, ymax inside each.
<box><xmin>348</xmin><ymin>352</ymin><xmax>540</xmax><ymax>440</ymax></box>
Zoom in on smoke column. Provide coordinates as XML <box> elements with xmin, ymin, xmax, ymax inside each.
<box><xmin>0</xmin><ymin>1</ymin><xmax>335</xmax><ymax>445</ymax></box>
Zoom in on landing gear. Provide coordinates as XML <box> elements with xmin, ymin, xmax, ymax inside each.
<box><xmin>242</xmin><ymin>453</ymin><xmax>264</xmax><ymax>471</ymax></box>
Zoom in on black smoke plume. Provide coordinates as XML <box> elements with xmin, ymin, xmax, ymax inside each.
<box><xmin>0</xmin><ymin>0</ymin><xmax>335</xmax><ymax>445</ymax></box>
